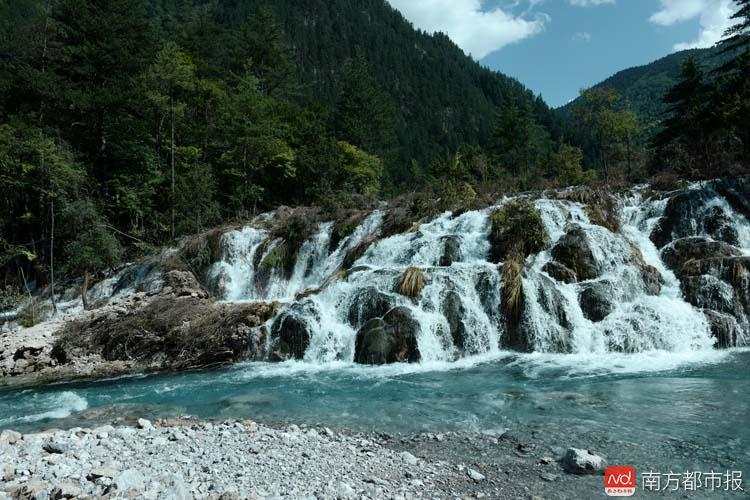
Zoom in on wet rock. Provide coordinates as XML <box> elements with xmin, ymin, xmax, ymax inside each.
<box><xmin>439</xmin><ymin>236</ymin><xmax>462</xmax><ymax>266</ymax></box>
<box><xmin>714</xmin><ymin>176</ymin><xmax>750</xmax><ymax>220</ymax></box>
<box><xmin>347</xmin><ymin>287</ymin><xmax>394</xmax><ymax>328</ymax></box>
<box><xmin>354</xmin><ymin>307</ymin><xmax>420</xmax><ymax>365</ymax></box>
<box><xmin>703</xmin><ymin>310</ymin><xmax>741</xmax><ymax>348</ymax></box>
<box><xmin>561</xmin><ymin>448</ymin><xmax>607</xmax><ymax>475</ymax></box>
<box><xmin>703</xmin><ymin>206</ymin><xmax>739</xmax><ymax>245</ymax></box>
<box><xmin>442</xmin><ymin>291</ymin><xmax>467</xmax><ymax>352</ymax></box>
<box><xmin>269</xmin><ymin>308</ymin><xmax>312</xmax><ymax>361</ymax></box>
<box><xmin>661</xmin><ymin>238</ymin><xmax>741</xmax><ymax>277</ymax></box>
<box><xmin>639</xmin><ymin>264</ymin><xmax>663</xmax><ymax>296</ymax></box>
<box><xmin>579</xmin><ymin>281</ymin><xmax>615</xmax><ymax>322</ymax></box>
<box><xmin>537</xmin><ymin>275</ymin><xmax>572</xmax><ymax>332</ymax></box>
<box><xmin>650</xmin><ymin>189</ymin><xmax>711</xmax><ymax>248</ymax></box>
<box><xmin>542</xmin><ymin>261</ymin><xmax>577</xmax><ymax>284</ymax></box>
<box><xmin>550</xmin><ymin>225</ymin><xmax>600</xmax><ymax>281</ymax></box>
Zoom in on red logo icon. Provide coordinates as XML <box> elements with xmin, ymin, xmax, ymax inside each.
<box><xmin>605</xmin><ymin>466</ymin><xmax>636</xmax><ymax>497</ymax></box>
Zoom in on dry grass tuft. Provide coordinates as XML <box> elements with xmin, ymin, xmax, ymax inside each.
<box><xmin>399</xmin><ymin>267</ymin><xmax>426</xmax><ymax>299</ymax></box>
<box><xmin>501</xmin><ymin>254</ymin><xmax>525</xmax><ymax>324</ymax></box>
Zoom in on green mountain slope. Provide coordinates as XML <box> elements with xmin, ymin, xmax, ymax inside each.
<box><xmin>563</xmin><ymin>46</ymin><xmax>729</xmax><ymax>127</ymax></box>
<box><xmin>207</xmin><ymin>0</ymin><xmax>564</xmax><ymax>179</ymax></box>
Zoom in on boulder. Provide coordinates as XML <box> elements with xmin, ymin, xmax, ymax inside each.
<box><xmin>347</xmin><ymin>287</ymin><xmax>394</xmax><ymax>328</ymax></box>
<box><xmin>439</xmin><ymin>236</ymin><xmax>462</xmax><ymax>266</ymax></box>
<box><xmin>579</xmin><ymin>281</ymin><xmax>615</xmax><ymax>322</ymax></box>
<box><xmin>550</xmin><ymin>225</ymin><xmax>600</xmax><ymax>281</ymax></box>
<box><xmin>269</xmin><ymin>309</ymin><xmax>312</xmax><ymax>361</ymax></box>
<box><xmin>535</xmin><ymin>276</ymin><xmax>573</xmax><ymax>348</ymax></box>
<box><xmin>354</xmin><ymin>307</ymin><xmax>420</xmax><ymax>364</ymax></box>
<box><xmin>661</xmin><ymin>238</ymin><xmax>741</xmax><ymax>277</ymax></box>
<box><xmin>561</xmin><ymin>448</ymin><xmax>607</xmax><ymax>475</ymax></box>
<box><xmin>542</xmin><ymin>261</ymin><xmax>577</xmax><ymax>284</ymax></box>
<box><xmin>703</xmin><ymin>310</ymin><xmax>740</xmax><ymax>348</ymax></box>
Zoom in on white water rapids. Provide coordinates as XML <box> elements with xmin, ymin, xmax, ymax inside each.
<box><xmin>202</xmin><ymin>183</ymin><xmax>750</xmax><ymax>363</ymax></box>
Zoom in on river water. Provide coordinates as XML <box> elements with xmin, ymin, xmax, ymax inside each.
<box><xmin>1</xmin><ymin>182</ymin><xmax>749</xmax><ymax>479</ymax></box>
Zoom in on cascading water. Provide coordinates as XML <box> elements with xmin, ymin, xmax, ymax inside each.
<box><xmin>204</xmin><ymin>180</ymin><xmax>750</xmax><ymax>363</ymax></box>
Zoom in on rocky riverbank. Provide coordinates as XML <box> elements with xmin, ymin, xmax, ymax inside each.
<box><xmin>0</xmin><ymin>270</ymin><xmax>278</xmax><ymax>388</ymax></box>
<box><xmin>0</xmin><ymin>418</ymin><xmax>612</xmax><ymax>500</ymax></box>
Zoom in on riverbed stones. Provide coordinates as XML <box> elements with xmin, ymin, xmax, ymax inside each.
<box><xmin>561</xmin><ymin>448</ymin><xmax>607</xmax><ymax>475</ymax></box>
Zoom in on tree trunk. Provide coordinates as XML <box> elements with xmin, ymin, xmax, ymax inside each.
<box><xmin>50</xmin><ymin>198</ymin><xmax>56</xmax><ymax>313</ymax></box>
<box><xmin>81</xmin><ymin>269</ymin><xmax>90</xmax><ymax>311</ymax></box>
<box><xmin>170</xmin><ymin>95</ymin><xmax>176</xmax><ymax>240</ymax></box>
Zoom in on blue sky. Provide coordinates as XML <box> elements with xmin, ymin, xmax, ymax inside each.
<box><xmin>388</xmin><ymin>0</ymin><xmax>738</xmax><ymax>107</ymax></box>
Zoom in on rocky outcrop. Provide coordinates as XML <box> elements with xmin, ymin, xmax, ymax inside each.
<box><xmin>549</xmin><ymin>225</ymin><xmax>600</xmax><ymax>282</ymax></box>
<box><xmin>354</xmin><ymin>307</ymin><xmax>421</xmax><ymax>364</ymax></box>
<box><xmin>50</xmin><ymin>271</ymin><xmax>279</xmax><ymax>376</ymax></box>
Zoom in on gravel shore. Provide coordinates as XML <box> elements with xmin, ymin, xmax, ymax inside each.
<box><xmin>0</xmin><ymin>418</ymin><xmax>611</xmax><ymax>500</ymax></box>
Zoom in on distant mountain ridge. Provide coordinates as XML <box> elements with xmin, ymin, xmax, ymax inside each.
<box><xmin>563</xmin><ymin>45</ymin><xmax>728</xmax><ymax>128</ymax></box>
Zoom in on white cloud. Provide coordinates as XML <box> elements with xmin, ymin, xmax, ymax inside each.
<box><xmin>569</xmin><ymin>0</ymin><xmax>615</xmax><ymax>6</ymax></box>
<box><xmin>387</xmin><ymin>0</ymin><xmax>546</xmax><ymax>59</ymax></box>
<box><xmin>572</xmin><ymin>31</ymin><xmax>592</xmax><ymax>42</ymax></box>
<box><xmin>649</xmin><ymin>0</ymin><xmax>737</xmax><ymax>51</ymax></box>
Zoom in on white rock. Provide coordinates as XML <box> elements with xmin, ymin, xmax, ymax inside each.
<box><xmin>0</xmin><ymin>429</ymin><xmax>22</xmax><ymax>445</ymax></box>
<box><xmin>561</xmin><ymin>448</ymin><xmax>607</xmax><ymax>475</ymax></box>
<box><xmin>400</xmin><ymin>451</ymin><xmax>418</xmax><ymax>466</ymax></box>
<box><xmin>335</xmin><ymin>481</ymin><xmax>355</xmax><ymax>498</ymax></box>
<box><xmin>114</xmin><ymin>468</ymin><xmax>148</xmax><ymax>492</ymax></box>
<box><xmin>467</xmin><ymin>469</ymin><xmax>485</xmax><ymax>481</ymax></box>
<box><xmin>137</xmin><ymin>418</ymin><xmax>153</xmax><ymax>430</ymax></box>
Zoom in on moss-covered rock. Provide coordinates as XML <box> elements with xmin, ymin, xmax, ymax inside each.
<box><xmin>489</xmin><ymin>199</ymin><xmax>548</xmax><ymax>263</ymax></box>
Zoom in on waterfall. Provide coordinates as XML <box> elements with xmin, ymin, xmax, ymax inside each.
<box><xmin>203</xmin><ymin>179</ymin><xmax>750</xmax><ymax>362</ymax></box>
